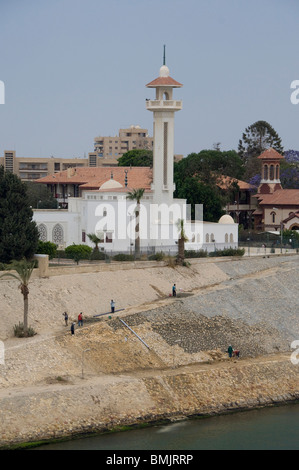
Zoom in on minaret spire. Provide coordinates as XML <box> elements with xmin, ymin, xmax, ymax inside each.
<box><xmin>163</xmin><ymin>45</ymin><xmax>166</xmax><ymax>66</ymax></box>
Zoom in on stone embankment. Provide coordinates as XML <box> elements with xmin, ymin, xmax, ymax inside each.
<box><xmin>0</xmin><ymin>255</ymin><xmax>299</xmax><ymax>447</ymax></box>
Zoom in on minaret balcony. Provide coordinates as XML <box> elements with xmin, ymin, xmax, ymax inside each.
<box><xmin>146</xmin><ymin>99</ymin><xmax>182</xmax><ymax>111</ymax></box>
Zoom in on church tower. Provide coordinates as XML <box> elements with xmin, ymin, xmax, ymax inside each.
<box><xmin>257</xmin><ymin>148</ymin><xmax>284</xmax><ymax>194</ymax></box>
<box><xmin>146</xmin><ymin>48</ymin><xmax>183</xmax><ymax>205</ymax></box>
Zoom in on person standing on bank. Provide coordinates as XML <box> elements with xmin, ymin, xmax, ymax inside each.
<box><xmin>71</xmin><ymin>322</ymin><xmax>75</xmax><ymax>335</ymax></box>
<box><xmin>172</xmin><ymin>284</ymin><xmax>176</xmax><ymax>297</ymax></box>
<box><xmin>78</xmin><ymin>312</ymin><xmax>83</xmax><ymax>327</ymax></box>
<box><xmin>63</xmin><ymin>312</ymin><xmax>68</xmax><ymax>326</ymax></box>
<box><xmin>111</xmin><ymin>300</ymin><xmax>115</xmax><ymax>313</ymax></box>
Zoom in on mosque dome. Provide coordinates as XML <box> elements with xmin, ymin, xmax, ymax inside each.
<box><xmin>159</xmin><ymin>65</ymin><xmax>170</xmax><ymax>77</ymax></box>
<box><xmin>99</xmin><ymin>179</ymin><xmax>123</xmax><ymax>190</ymax></box>
<box><xmin>218</xmin><ymin>214</ymin><xmax>235</xmax><ymax>224</ymax></box>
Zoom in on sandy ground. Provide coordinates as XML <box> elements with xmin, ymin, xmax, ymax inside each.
<box><xmin>0</xmin><ymin>259</ymin><xmax>229</xmax><ymax>342</ymax></box>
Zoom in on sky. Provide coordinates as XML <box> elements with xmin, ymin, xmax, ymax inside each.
<box><xmin>1</xmin><ymin>0</ymin><xmax>299</xmax><ymax>159</ymax></box>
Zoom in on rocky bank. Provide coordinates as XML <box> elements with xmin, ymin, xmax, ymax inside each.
<box><xmin>0</xmin><ymin>255</ymin><xmax>298</xmax><ymax>447</ymax></box>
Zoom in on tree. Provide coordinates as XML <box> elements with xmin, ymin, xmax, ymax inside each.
<box><xmin>126</xmin><ymin>188</ymin><xmax>145</xmax><ymax>259</ymax></box>
<box><xmin>87</xmin><ymin>233</ymin><xmax>102</xmax><ymax>252</ymax></box>
<box><xmin>118</xmin><ymin>149</ymin><xmax>153</xmax><ymax>167</ymax></box>
<box><xmin>176</xmin><ymin>218</ymin><xmax>188</xmax><ymax>265</ymax></box>
<box><xmin>174</xmin><ymin>150</ymin><xmax>245</xmax><ymax>182</ymax></box>
<box><xmin>0</xmin><ymin>166</ymin><xmax>39</xmax><ymax>263</ymax></box>
<box><xmin>37</xmin><ymin>240</ymin><xmax>57</xmax><ymax>260</ymax></box>
<box><xmin>25</xmin><ymin>182</ymin><xmax>58</xmax><ymax>209</ymax></box>
<box><xmin>65</xmin><ymin>244</ymin><xmax>92</xmax><ymax>264</ymax></box>
<box><xmin>175</xmin><ymin>176</ymin><xmax>225</xmax><ymax>222</ymax></box>
<box><xmin>238</xmin><ymin>120</ymin><xmax>284</xmax><ymax>180</ymax></box>
<box><xmin>0</xmin><ymin>259</ymin><xmax>36</xmax><ymax>336</ymax></box>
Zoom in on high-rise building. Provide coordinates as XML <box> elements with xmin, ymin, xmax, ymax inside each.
<box><xmin>91</xmin><ymin>125</ymin><xmax>154</xmax><ymax>166</ymax></box>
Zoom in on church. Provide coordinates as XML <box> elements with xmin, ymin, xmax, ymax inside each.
<box><xmin>33</xmin><ymin>60</ymin><xmax>238</xmax><ymax>254</ymax></box>
<box><xmin>253</xmin><ymin>148</ymin><xmax>299</xmax><ymax>233</ymax></box>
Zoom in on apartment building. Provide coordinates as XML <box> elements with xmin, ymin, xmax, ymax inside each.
<box><xmin>0</xmin><ymin>151</ymin><xmax>88</xmax><ymax>181</ymax></box>
<box><xmin>92</xmin><ymin>125</ymin><xmax>154</xmax><ymax>165</ymax></box>
<box><xmin>1</xmin><ymin>126</ymin><xmax>155</xmax><ymax>180</ymax></box>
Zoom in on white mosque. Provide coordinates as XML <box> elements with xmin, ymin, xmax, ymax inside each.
<box><xmin>33</xmin><ymin>59</ymin><xmax>238</xmax><ymax>254</ymax></box>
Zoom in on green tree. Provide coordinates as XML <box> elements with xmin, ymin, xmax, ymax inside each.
<box><xmin>174</xmin><ymin>150</ymin><xmax>245</xmax><ymax>182</ymax></box>
<box><xmin>87</xmin><ymin>233</ymin><xmax>102</xmax><ymax>252</ymax></box>
<box><xmin>238</xmin><ymin>120</ymin><xmax>284</xmax><ymax>180</ymax></box>
<box><xmin>175</xmin><ymin>176</ymin><xmax>225</xmax><ymax>222</ymax></box>
<box><xmin>37</xmin><ymin>240</ymin><xmax>57</xmax><ymax>260</ymax></box>
<box><xmin>65</xmin><ymin>244</ymin><xmax>92</xmax><ymax>264</ymax></box>
<box><xmin>25</xmin><ymin>182</ymin><xmax>58</xmax><ymax>209</ymax></box>
<box><xmin>0</xmin><ymin>259</ymin><xmax>36</xmax><ymax>336</ymax></box>
<box><xmin>126</xmin><ymin>188</ymin><xmax>145</xmax><ymax>259</ymax></box>
<box><xmin>118</xmin><ymin>149</ymin><xmax>153</xmax><ymax>167</ymax></box>
<box><xmin>0</xmin><ymin>166</ymin><xmax>39</xmax><ymax>263</ymax></box>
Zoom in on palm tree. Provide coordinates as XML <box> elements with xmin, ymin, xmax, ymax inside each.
<box><xmin>126</xmin><ymin>188</ymin><xmax>145</xmax><ymax>259</ymax></box>
<box><xmin>87</xmin><ymin>233</ymin><xmax>102</xmax><ymax>252</ymax></box>
<box><xmin>176</xmin><ymin>218</ymin><xmax>189</xmax><ymax>265</ymax></box>
<box><xmin>0</xmin><ymin>259</ymin><xmax>36</xmax><ymax>336</ymax></box>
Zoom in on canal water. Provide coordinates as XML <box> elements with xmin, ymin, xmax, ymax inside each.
<box><xmin>35</xmin><ymin>403</ymin><xmax>299</xmax><ymax>450</ymax></box>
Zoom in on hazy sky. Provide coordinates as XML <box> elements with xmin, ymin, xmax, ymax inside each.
<box><xmin>1</xmin><ymin>0</ymin><xmax>299</xmax><ymax>159</ymax></box>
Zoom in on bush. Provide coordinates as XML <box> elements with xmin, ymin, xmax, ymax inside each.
<box><xmin>113</xmin><ymin>254</ymin><xmax>134</xmax><ymax>262</ymax></box>
<box><xmin>184</xmin><ymin>249</ymin><xmax>208</xmax><ymax>258</ymax></box>
<box><xmin>148</xmin><ymin>252</ymin><xmax>164</xmax><ymax>261</ymax></box>
<box><xmin>208</xmin><ymin>248</ymin><xmax>245</xmax><ymax>257</ymax></box>
<box><xmin>37</xmin><ymin>240</ymin><xmax>57</xmax><ymax>260</ymax></box>
<box><xmin>90</xmin><ymin>250</ymin><xmax>107</xmax><ymax>261</ymax></box>
<box><xmin>13</xmin><ymin>322</ymin><xmax>36</xmax><ymax>338</ymax></box>
<box><xmin>65</xmin><ymin>244</ymin><xmax>92</xmax><ymax>264</ymax></box>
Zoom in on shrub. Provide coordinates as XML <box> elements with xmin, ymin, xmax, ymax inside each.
<box><xmin>65</xmin><ymin>244</ymin><xmax>92</xmax><ymax>264</ymax></box>
<box><xmin>113</xmin><ymin>253</ymin><xmax>134</xmax><ymax>262</ymax></box>
<box><xmin>148</xmin><ymin>251</ymin><xmax>164</xmax><ymax>261</ymax></box>
<box><xmin>13</xmin><ymin>322</ymin><xmax>36</xmax><ymax>338</ymax></box>
<box><xmin>184</xmin><ymin>249</ymin><xmax>208</xmax><ymax>258</ymax></box>
<box><xmin>90</xmin><ymin>250</ymin><xmax>107</xmax><ymax>261</ymax></box>
<box><xmin>208</xmin><ymin>248</ymin><xmax>245</xmax><ymax>257</ymax></box>
<box><xmin>37</xmin><ymin>240</ymin><xmax>57</xmax><ymax>260</ymax></box>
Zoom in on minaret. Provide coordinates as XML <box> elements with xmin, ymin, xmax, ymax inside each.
<box><xmin>146</xmin><ymin>48</ymin><xmax>183</xmax><ymax>204</ymax></box>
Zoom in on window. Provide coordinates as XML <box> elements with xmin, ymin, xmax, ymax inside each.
<box><xmin>225</xmin><ymin>233</ymin><xmax>228</xmax><ymax>243</ymax></box>
<box><xmin>270</xmin><ymin>165</ymin><xmax>275</xmax><ymax>180</ymax></box>
<box><xmin>38</xmin><ymin>224</ymin><xmax>47</xmax><ymax>242</ymax></box>
<box><xmin>264</xmin><ymin>165</ymin><xmax>268</xmax><ymax>180</ymax></box>
<box><xmin>206</xmin><ymin>234</ymin><xmax>210</xmax><ymax>243</ymax></box>
<box><xmin>106</xmin><ymin>232</ymin><xmax>113</xmax><ymax>243</ymax></box>
<box><xmin>230</xmin><ymin>234</ymin><xmax>234</xmax><ymax>243</ymax></box>
<box><xmin>52</xmin><ymin>224</ymin><xmax>64</xmax><ymax>244</ymax></box>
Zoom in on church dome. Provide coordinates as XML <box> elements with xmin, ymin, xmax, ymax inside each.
<box><xmin>100</xmin><ymin>179</ymin><xmax>123</xmax><ymax>190</ymax></box>
<box><xmin>218</xmin><ymin>214</ymin><xmax>235</xmax><ymax>224</ymax></box>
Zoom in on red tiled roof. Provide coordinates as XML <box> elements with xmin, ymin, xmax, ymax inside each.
<box><xmin>146</xmin><ymin>76</ymin><xmax>183</xmax><ymax>88</ymax></box>
<box><xmin>255</xmin><ymin>189</ymin><xmax>299</xmax><ymax>205</ymax></box>
<box><xmin>36</xmin><ymin>167</ymin><xmax>152</xmax><ymax>191</ymax></box>
<box><xmin>257</xmin><ymin>148</ymin><xmax>284</xmax><ymax>160</ymax></box>
<box><xmin>217</xmin><ymin>175</ymin><xmax>255</xmax><ymax>191</ymax></box>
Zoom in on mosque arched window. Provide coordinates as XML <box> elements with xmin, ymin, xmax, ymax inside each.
<box><xmin>38</xmin><ymin>224</ymin><xmax>47</xmax><ymax>242</ymax></box>
<box><xmin>52</xmin><ymin>224</ymin><xmax>64</xmax><ymax>245</ymax></box>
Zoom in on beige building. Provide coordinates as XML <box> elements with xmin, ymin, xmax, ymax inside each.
<box><xmin>0</xmin><ymin>151</ymin><xmax>88</xmax><ymax>181</ymax></box>
<box><xmin>91</xmin><ymin>125</ymin><xmax>154</xmax><ymax>166</ymax></box>
<box><xmin>253</xmin><ymin>148</ymin><xmax>299</xmax><ymax>232</ymax></box>
<box><xmin>1</xmin><ymin>126</ymin><xmax>181</xmax><ymax>181</ymax></box>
